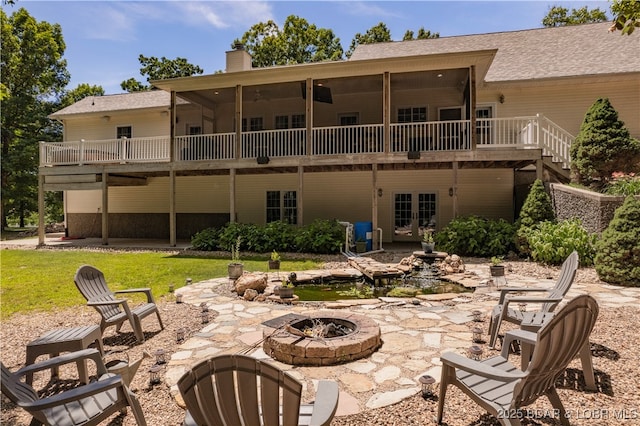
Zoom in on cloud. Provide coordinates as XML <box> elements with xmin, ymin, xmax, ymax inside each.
<box><xmin>173</xmin><ymin>1</ymin><xmax>275</xmax><ymax>30</ymax></box>
<box><xmin>345</xmin><ymin>1</ymin><xmax>403</xmax><ymax>19</ymax></box>
<box><xmin>82</xmin><ymin>5</ymin><xmax>137</xmax><ymax>41</ymax></box>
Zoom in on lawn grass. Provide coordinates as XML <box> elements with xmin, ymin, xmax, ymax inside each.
<box><xmin>0</xmin><ymin>250</ymin><xmax>322</xmax><ymax>320</ymax></box>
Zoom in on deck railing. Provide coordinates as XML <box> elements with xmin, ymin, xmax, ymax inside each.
<box><xmin>40</xmin><ymin>116</ymin><xmax>573</xmax><ymax>168</ymax></box>
<box><xmin>242</xmin><ymin>128</ymin><xmax>306</xmax><ymax>158</ymax></box>
<box><xmin>176</xmin><ymin>133</ymin><xmax>235</xmax><ymax>161</ymax></box>
<box><xmin>40</xmin><ymin>136</ymin><xmax>170</xmax><ymax>166</ymax></box>
<box><xmin>390</xmin><ymin>121</ymin><xmax>471</xmax><ymax>152</ymax></box>
<box><xmin>312</xmin><ymin>124</ymin><xmax>383</xmax><ymax>155</ymax></box>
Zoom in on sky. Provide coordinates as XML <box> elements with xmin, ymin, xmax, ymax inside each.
<box><xmin>11</xmin><ymin>0</ymin><xmax>611</xmax><ymax>95</ymax></box>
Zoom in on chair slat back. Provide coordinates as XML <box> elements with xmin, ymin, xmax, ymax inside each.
<box><xmin>542</xmin><ymin>251</ymin><xmax>579</xmax><ymax>312</ymax></box>
<box><xmin>514</xmin><ymin>294</ymin><xmax>598</xmax><ymax>406</ymax></box>
<box><xmin>1</xmin><ymin>364</ymin><xmax>39</xmax><ymax>405</ymax></box>
<box><xmin>178</xmin><ymin>354</ymin><xmax>303</xmax><ymax>426</ymax></box>
<box><xmin>74</xmin><ymin>265</ymin><xmax>122</xmax><ymax>320</ymax></box>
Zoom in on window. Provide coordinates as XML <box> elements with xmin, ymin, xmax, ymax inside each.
<box><xmin>266</xmin><ymin>191</ymin><xmax>297</xmax><ymax>224</ymax></box>
<box><xmin>339</xmin><ymin>113</ymin><xmax>358</xmax><ymax>126</ymax></box>
<box><xmin>397</xmin><ymin>107</ymin><xmax>427</xmax><ymax>123</ymax></box>
<box><xmin>241</xmin><ymin>117</ymin><xmax>263</xmax><ymax>132</ymax></box>
<box><xmin>116</xmin><ymin>126</ymin><xmax>132</xmax><ymax>139</ymax></box>
<box><xmin>476</xmin><ymin>106</ymin><xmax>494</xmax><ymax>144</ymax></box>
<box><xmin>275</xmin><ymin>115</ymin><xmax>289</xmax><ymax>130</ymax></box>
<box><xmin>291</xmin><ymin>114</ymin><xmax>305</xmax><ymax>129</ymax></box>
<box><xmin>188</xmin><ymin>125</ymin><xmax>202</xmax><ymax>135</ymax></box>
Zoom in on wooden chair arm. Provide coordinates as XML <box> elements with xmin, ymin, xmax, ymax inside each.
<box><xmin>440</xmin><ymin>352</ymin><xmax>525</xmax><ymax>381</ymax></box>
<box><xmin>19</xmin><ymin>375</ymin><xmax>124</xmax><ymax>411</ymax></box>
<box><xmin>16</xmin><ymin>348</ymin><xmax>108</xmax><ymax>378</ymax></box>
<box><xmin>309</xmin><ymin>380</ymin><xmax>339</xmax><ymax>426</ymax></box>
<box><xmin>498</xmin><ymin>287</ymin><xmax>549</xmax><ymax>304</ymax></box>
<box><xmin>114</xmin><ymin>288</ymin><xmax>155</xmax><ymax>303</ymax></box>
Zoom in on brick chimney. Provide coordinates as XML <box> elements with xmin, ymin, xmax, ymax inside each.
<box><xmin>226</xmin><ymin>43</ymin><xmax>252</xmax><ymax>72</ymax></box>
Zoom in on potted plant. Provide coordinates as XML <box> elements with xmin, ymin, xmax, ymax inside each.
<box><xmin>278</xmin><ymin>278</ymin><xmax>295</xmax><ymax>299</ymax></box>
<box><xmin>268</xmin><ymin>250</ymin><xmax>281</xmax><ymax>270</ymax></box>
<box><xmin>228</xmin><ymin>236</ymin><xmax>244</xmax><ymax>280</ymax></box>
<box><xmin>421</xmin><ymin>230</ymin><xmax>435</xmax><ymax>253</ymax></box>
<box><xmin>489</xmin><ymin>256</ymin><xmax>505</xmax><ymax>277</ymax></box>
<box><xmin>355</xmin><ymin>238</ymin><xmax>367</xmax><ymax>254</ymax></box>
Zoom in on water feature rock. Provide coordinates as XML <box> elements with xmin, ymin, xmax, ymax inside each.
<box><xmin>439</xmin><ymin>254</ymin><xmax>465</xmax><ymax>274</ymax></box>
<box><xmin>243</xmin><ymin>288</ymin><xmax>259</xmax><ymax>301</ymax></box>
<box><xmin>235</xmin><ymin>272</ymin><xmax>267</xmax><ymax>296</ymax></box>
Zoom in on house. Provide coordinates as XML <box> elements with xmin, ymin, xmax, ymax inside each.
<box><xmin>39</xmin><ymin>22</ymin><xmax>639</xmax><ymax>247</ymax></box>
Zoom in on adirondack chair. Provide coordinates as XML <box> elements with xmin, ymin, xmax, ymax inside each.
<box><xmin>178</xmin><ymin>354</ymin><xmax>339</xmax><ymax>426</ymax></box>
<box><xmin>438</xmin><ymin>294</ymin><xmax>599</xmax><ymax>426</ymax></box>
<box><xmin>488</xmin><ymin>251</ymin><xmax>578</xmax><ymax>348</ymax></box>
<box><xmin>74</xmin><ymin>265</ymin><xmax>164</xmax><ymax>343</ymax></box>
<box><xmin>1</xmin><ymin>348</ymin><xmax>147</xmax><ymax>426</ymax></box>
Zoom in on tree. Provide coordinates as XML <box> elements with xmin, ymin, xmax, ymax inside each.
<box><xmin>233</xmin><ymin>15</ymin><xmax>343</xmax><ymax>67</ymax></box>
<box><xmin>542</xmin><ymin>5</ymin><xmax>608</xmax><ymax>27</ymax></box>
<box><xmin>346</xmin><ymin>22</ymin><xmax>391</xmax><ymax>58</ymax></box>
<box><xmin>594</xmin><ymin>196</ymin><xmax>640</xmax><ymax>286</ymax></box>
<box><xmin>570</xmin><ymin>98</ymin><xmax>640</xmax><ymax>188</ymax></box>
<box><xmin>516</xmin><ymin>179</ymin><xmax>555</xmax><ymax>255</ymax></box>
<box><xmin>610</xmin><ymin>0</ymin><xmax>640</xmax><ymax>35</ymax></box>
<box><xmin>403</xmin><ymin>27</ymin><xmax>440</xmax><ymax>41</ymax></box>
<box><xmin>1</xmin><ymin>8</ymin><xmax>69</xmax><ymax>228</ymax></box>
<box><xmin>59</xmin><ymin>83</ymin><xmax>104</xmax><ymax>108</ymax></box>
<box><xmin>121</xmin><ymin>55</ymin><xmax>204</xmax><ymax>92</ymax></box>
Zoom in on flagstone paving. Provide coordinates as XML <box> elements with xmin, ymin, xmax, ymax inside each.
<box><xmin>165</xmin><ymin>265</ymin><xmax>640</xmax><ymax>416</ymax></box>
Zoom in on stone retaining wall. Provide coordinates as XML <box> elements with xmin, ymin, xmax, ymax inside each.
<box><xmin>549</xmin><ymin>183</ymin><xmax>636</xmax><ymax>234</ymax></box>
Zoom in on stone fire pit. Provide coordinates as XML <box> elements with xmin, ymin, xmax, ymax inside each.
<box><xmin>262</xmin><ymin>311</ymin><xmax>381</xmax><ymax>366</ymax></box>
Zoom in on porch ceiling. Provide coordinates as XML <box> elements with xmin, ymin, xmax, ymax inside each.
<box><xmin>156</xmin><ymin>49</ymin><xmax>496</xmax><ymax>104</ymax></box>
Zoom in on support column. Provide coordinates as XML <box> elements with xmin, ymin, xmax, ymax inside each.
<box><xmin>298</xmin><ymin>166</ymin><xmax>304</xmax><ymax>225</ymax></box>
<box><xmin>383</xmin><ymin>72</ymin><xmax>391</xmax><ymax>153</ymax></box>
<box><xmin>372</xmin><ymin>164</ymin><xmax>379</xmax><ymax>249</ymax></box>
<box><xmin>229</xmin><ymin>169</ymin><xmax>236</xmax><ymax>223</ymax></box>
<box><xmin>235</xmin><ymin>85</ymin><xmax>242</xmax><ymax>159</ymax></box>
<box><xmin>38</xmin><ymin>174</ymin><xmax>45</xmax><ymax>246</ymax></box>
<box><xmin>305</xmin><ymin>78</ymin><xmax>313</xmax><ymax>156</ymax></box>
<box><xmin>101</xmin><ymin>171</ymin><xmax>109</xmax><ymax>245</ymax></box>
<box><xmin>452</xmin><ymin>162</ymin><xmax>459</xmax><ymax>219</ymax></box>
<box><xmin>169</xmin><ymin>170</ymin><xmax>176</xmax><ymax>246</ymax></box>
<box><xmin>469</xmin><ymin>66</ymin><xmax>477</xmax><ymax>150</ymax></box>
<box><xmin>170</xmin><ymin>91</ymin><xmax>176</xmax><ymax>162</ymax></box>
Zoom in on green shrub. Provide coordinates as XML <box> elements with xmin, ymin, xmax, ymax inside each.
<box><xmin>434</xmin><ymin>216</ymin><xmax>516</xmax><ymax>257</ymax></box>
<box><xmin>294</xmin><ymin>219</ymin><xmax>345</xmax><ymax>254</ymax></box>
<box><xmin>570</xmin><ymin>98</ymin><xmax>640</xmax><ymax>188</ymax></box>
<box><xmin>516</xmin><ymin>179</ymin><xmax>556</xmax><ymax>255</ymax></box>
<box><xmin>604</xmin><ymin>172</ymin><xmax>640</xmax><ymax>196</ymax></box>
<box><xmin>192</xmin><ymin>219</ymin><xmax>345</xmax><ymax>254</ymax></box>
<box><xmin>527</xmin><ymin>219</ymin><xmax>597</xmax><ymax>265</ymax></box>
<box><xmin>594</xmin><ymin>196</ymin><xmax>640</xmax><ymax>286</ymax></box>
<box><xmin>190</xmin><ymin>227</ymin><xmax>220</xmax><ymax>251</ymax></box>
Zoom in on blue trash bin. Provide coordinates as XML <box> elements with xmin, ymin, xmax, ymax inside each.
<box><xmin>354</xmin><ymin>221</ymin><xmax>373</xmax><ymax>252</ymax></box>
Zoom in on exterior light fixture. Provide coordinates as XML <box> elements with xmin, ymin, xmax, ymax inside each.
<box><xmin>468</xmin><ymin>345</ymin><xmax>483</xmax><ymax>361</ymax></box>
<box><xmin>153</xmin><ymin>349</ymin><xmax>166</xmax><ymax>365</ymax></box>
<box><xmin>185</xmin><ymin>277</ymin><xmax>192</xmax><ymax>286</ymax></box>
<box><xmin>176</xmin><ymin>328</ymin><xmax>186</xmax><ymax>343</ymax></box>
<box><xmin>472</xmin><ymin>310</ymin><xmax>483</xmax><ymax>322</ymax></box>
<box><xmin>148</xmin><ymin>365</ymin><xmax>162</xmax><ymax>386</ymax></box>
<box><xmin>472</xmin><ymin>327</ymin><xmax>483</xmax><ymax>343</ymax></box>
<box><xmin>419</xmin><ymin>375</ymin><xmax>436</xmax><ymax>398</ymax></box>
<box><xmin>175</xmin><ymin>293</ymin><xmax>183</xmax><ymax>304</ymax></box>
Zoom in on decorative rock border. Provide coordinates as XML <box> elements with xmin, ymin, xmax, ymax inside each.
<box><xmin>262</xmin><ymin>311</ymin><xmax>381</xmax><ymax>366</ymax></box>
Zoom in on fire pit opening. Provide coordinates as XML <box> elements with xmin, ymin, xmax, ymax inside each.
<box><xmin>289</xmin><ymin>317</ymin><xmax>357</xmax><ymax>339</ymax></box>
<box><xmin>262</xmin><ymin>312</ymin><xmax>381</xmax><ymax>366</ymax></box>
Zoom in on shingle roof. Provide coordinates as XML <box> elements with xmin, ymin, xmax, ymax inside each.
<box><xmin>350</xmin><ymin>22</ymin><xmax>640</xmax><ymax>82</ymax></box>
<box><xmin>50</xmin><ymin>90</ymin><xmax>171</xmax><ymax>118</ymax></box>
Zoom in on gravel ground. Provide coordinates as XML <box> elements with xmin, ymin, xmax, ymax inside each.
<box><xmin>2</xmin><ymin>254</ymin><xmax>639</xmax><ymax>426</ymax></box>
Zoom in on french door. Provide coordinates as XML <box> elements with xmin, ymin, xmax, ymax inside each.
<box><xmin>394</xmin><ymin>192</ymin><xmax>437</xmax><ymax>241</ymax></box>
